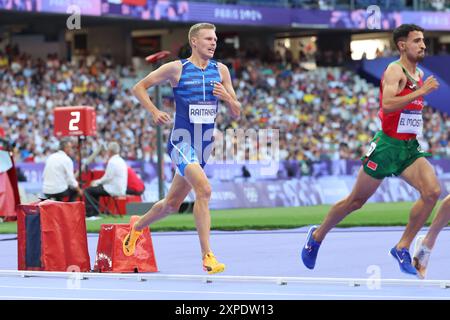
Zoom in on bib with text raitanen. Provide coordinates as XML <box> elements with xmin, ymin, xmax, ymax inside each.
<box><xmin>397</xmin><ymin>109</ymin><xmax>423</xmax><ymax>135</ymax></box>
<box><xmin>189</xmin><ymin>101</ymin><xmax>217</xmax><ymax>124</ymax></box>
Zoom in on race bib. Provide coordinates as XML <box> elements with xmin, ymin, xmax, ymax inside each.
<box><xmin>365</xmin><ymin>142</ymin><xmax>377</xmax><ymax>158</ymax></box>
<box><xmin>397</xmin><ymin>110</ymin><xmax>423</xmax><ymax>135</ymax></box>
<box><xmin>189</xmin><ymin>102</ymin><xmax>217</xmax><ymax>124</ymax></box>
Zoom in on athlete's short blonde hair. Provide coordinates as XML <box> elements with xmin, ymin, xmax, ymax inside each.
<box><xmin>188</xmin><ymin>23</ymin><xmax>216</xmax><ymax>47</ymax></box>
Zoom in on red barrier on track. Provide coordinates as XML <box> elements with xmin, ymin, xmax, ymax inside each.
<box><xmin>94</xmin><ymin>223</ymin><xmax>158</xmax><ymax>273</ymax></box>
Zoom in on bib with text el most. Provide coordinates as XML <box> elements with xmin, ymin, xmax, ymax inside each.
<box><xmin>397</xmin><ymin>109</ymin><xmax>423</xmax><ymax>135</ymax></box>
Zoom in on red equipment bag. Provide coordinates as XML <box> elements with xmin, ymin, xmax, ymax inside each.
<box><xmin>93</xmin><ymin>223</ymin><xmax>158</xmax><ymax>273</ymax></box>
<box><xmin>0</xmin><ymin>150</ymin><xmax>21</xmax><ymax>222</ymax></box>
<box><xmin>17</xmin><ymin>200</ymin><xmax>91</xmax><ymax>272</ymax></box>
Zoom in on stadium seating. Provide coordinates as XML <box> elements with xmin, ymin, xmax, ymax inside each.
<box><xmin>1</xmin><ymin>51</ymin><xmax>448</xmax><ymax>166</ymax></box>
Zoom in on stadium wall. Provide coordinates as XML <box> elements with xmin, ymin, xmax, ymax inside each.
<box><xmin>161</xmin><ymin>28</ymin><xmax>189</xmax><ymax>58</ymax></box>
<box><xmin>11</xmin><ymin>34</ymin><xmax>66</xmax><ymax>60</ymax></box>
<box><xmin>67</xmin><ymin>26</ymin><xmax>132</xmax><ymax>64</ymax></box>
<box><xmin>17</xmin><ymin>160</ymin><xmax>450</xmax><ymax>209</ymax></box>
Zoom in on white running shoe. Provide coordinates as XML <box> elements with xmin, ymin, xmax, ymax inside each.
<box><xmin>412</xmin><ymin>235</ymin><xmax>431</xmax><ymax>279</ymax></box>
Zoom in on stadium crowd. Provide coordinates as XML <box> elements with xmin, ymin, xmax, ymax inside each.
<box><xmin>0</xmin><ymin>47</ymin><xmax>449</xmax><ymax>169</ymax></box>
<box><xmin>193</xmin><ymin>0</ymin><xmax>449</xmax><ymax>11</ymax></box>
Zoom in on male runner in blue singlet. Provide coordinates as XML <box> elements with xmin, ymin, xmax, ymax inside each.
<box><xmin>124</xmin><ymin>23</ymin><xmax>241</xmax><ymax>274</ymax></box>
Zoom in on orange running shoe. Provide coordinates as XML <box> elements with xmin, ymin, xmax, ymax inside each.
<box><xmin>202</xmin><ymin>252</ymin><xmax>225</xmax><ymax>275</ymax></box>
<box><xmin>122</xmin><ymin>215</ymin><xmax>143</xmax><ymax>256</ymax></box>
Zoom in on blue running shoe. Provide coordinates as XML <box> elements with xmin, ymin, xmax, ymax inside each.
<box><xmin>390</xmin><ymin>246</ymin><xmax>417</xmax><ymax>276</ymax></box>
<box><xmin>301</xmin><ymin>225</ymin><xmax>321</xmax><ymax>270</ymax></box>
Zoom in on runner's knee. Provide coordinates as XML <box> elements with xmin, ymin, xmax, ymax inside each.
<box><xmin>420</xmin><ymin>185</ymin><xmax>441</xmax><ymax>204</ymax></box>
<box><xmin>164</xmin><ymin>198</ymin><xmax>183</xmax><ymax>213</ymax></box>
<box><xmin>193</xmin><ymin>182</ymin><xmax>212</xmax><ymax>200</ymax></box>
<box><xmin>346</xmin><ymin>197</ymin><xmax>366</xmax><ymax>212</ymax></box>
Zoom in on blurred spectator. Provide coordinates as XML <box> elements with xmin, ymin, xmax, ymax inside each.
<box><xmin>126</xmin><ymin>166</ymin><xmax>145</xmax><ymax>196</ymax></box>
<box><xmin>242</xmin><ymin>165</ymin><xmax>251</xmax><ymax>178</ymax></box>
<box><xmin>42</xmin><ymin>138</ymin><xmax>81</xmax><ymax>202</ymax></box>
<box><xmin>16</xmin><ymin>167</ymin><xmax>27</xmax><ymax>182</ymax></box>
<box><xmin>84</xmin><ymin>141</ymin><xmax>127</xmax><ymax>218</ymax></box>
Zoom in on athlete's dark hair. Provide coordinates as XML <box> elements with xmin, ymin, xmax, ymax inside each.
<box><xmin>393</xmin><ymin>24</ymin><xmax>425</xmax><ymax>50</ymax></box>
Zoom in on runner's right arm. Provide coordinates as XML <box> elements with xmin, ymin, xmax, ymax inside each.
<box><xmin>132</xmin><ymin>61</ymin><xmax>180</xmax><ymax>125</ymax></box>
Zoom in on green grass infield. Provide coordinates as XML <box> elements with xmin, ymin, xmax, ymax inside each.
<box><xmin>0</xmin><ymin>201</ymin><xmax>443</xmax><ymax>234</ymax></box>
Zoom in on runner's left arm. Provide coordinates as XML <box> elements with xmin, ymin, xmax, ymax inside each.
<box><xmin>215</xmin><ymin>63</ymin><xmax>241</xmax><ymax>119</ymax></box>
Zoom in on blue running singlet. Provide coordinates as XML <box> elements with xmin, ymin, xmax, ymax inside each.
<box><xmin>167</xmin><ymin>59</ymin><xmax>221</xmax><ymax>176</ymax></box>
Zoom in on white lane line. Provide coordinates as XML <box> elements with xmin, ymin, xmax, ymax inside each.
<box><xmin>0</xmin><ymin>285</ymin><xmax>449</xmax><ymax>300</ymax></box>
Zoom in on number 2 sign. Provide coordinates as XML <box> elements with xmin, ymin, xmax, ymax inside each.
<box><xmin>54</xmin><ymin>106</ymin><xmax>97</xmax><ymax>137</ymax></box>
<box><xmin>69</xmin><ymin>111</ymin><xmax>81</xmax><ymax>131</ymax></box>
